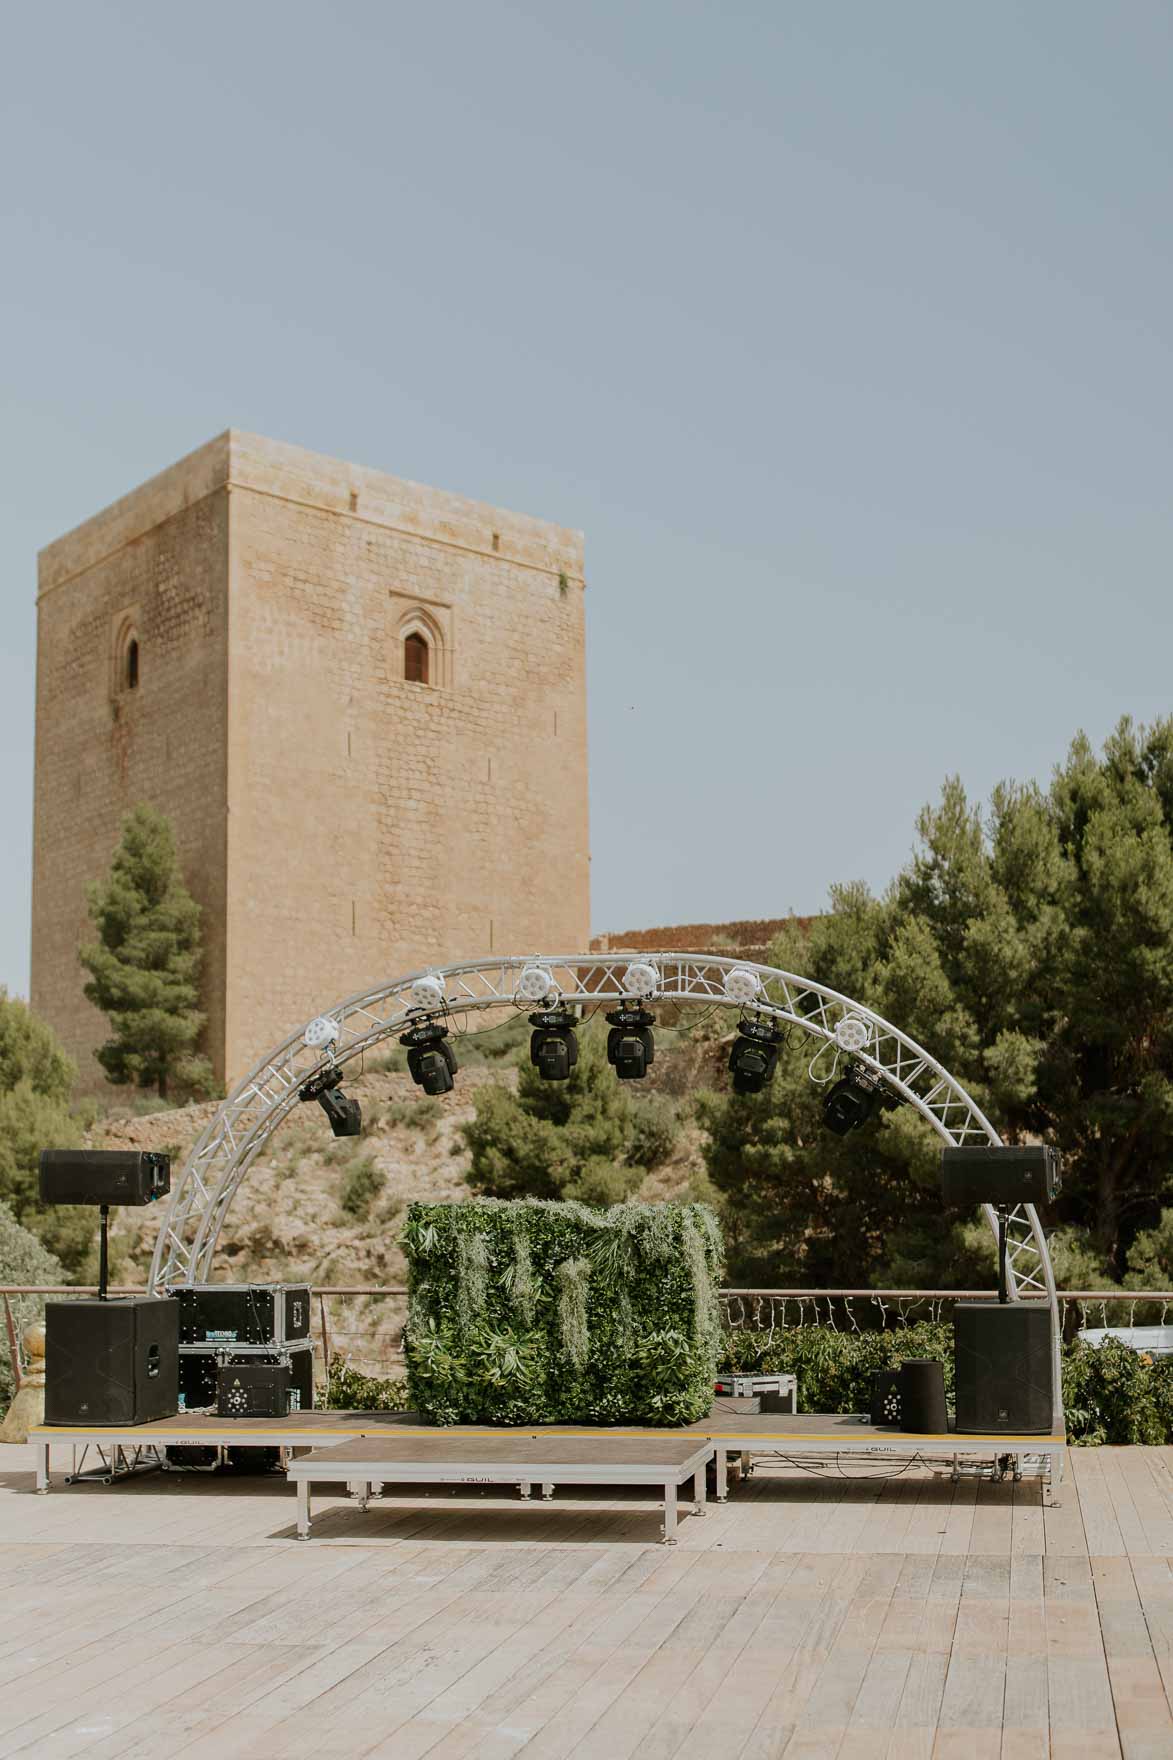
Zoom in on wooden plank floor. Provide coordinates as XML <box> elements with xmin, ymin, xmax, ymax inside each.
<box><xmin>2</xmin><ymin>1442</ymin><xmax>1172</xmax><ymax>1758</ymax></box>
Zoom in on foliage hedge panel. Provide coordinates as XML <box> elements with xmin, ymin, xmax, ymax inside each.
<box><xmin>402</xmin><ymin>1198</ymin><xmax>724</xmax><ymax>1426</ymax></box>
<box><xmin>334</xmin><ymin>1317</ymin><xmax>1173</xmax><ymax>1446</ymax></box>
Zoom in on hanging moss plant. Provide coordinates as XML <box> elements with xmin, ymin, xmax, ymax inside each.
<box><xmin>402</xmin><ymin>1198</ymin><xmax>724</xmax><ymax>1427</ymax></box>
<box><xmin>506</xmin><ymin>1230</ymin><xmax>537</xmax><ymax>1328</ymax></box>
<box><xmin>456</xmin><ymin>1230</ymin><xmax>490</xmax><ymax>1332</ymax></box>
<box><xmin>557</xmin><ymin>1257</ymin><xmax>591</xmax><ymax>1368</ymax></box>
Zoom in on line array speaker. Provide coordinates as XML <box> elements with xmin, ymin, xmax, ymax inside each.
<box><xmin>940</xmin><ymin>1145</ymin><xmax>1060</xmax><ymax>1208</ymax></box>
<box><xmin>39</xmin><ymin>1149</ymin><xmax>171</xmax><ymax>1208</ymax></box>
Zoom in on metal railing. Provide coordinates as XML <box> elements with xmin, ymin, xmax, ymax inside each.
<box><xmin>7</xmin><ymin>1283</ymin><xmax>1173</xmax><ymax>1390</ymax></box>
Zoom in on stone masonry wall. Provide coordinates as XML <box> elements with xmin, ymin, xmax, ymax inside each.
<box><xmin>32</xmin><ymin>432</ymin><xmax>590</xmax><ymax>1091</ymax></box>
<box><xmin>223</xmin><ymin>433</ymin><xmax>590</xmax><ymax>1079</ymax></box>
<box><xmin>32</xmin><ymin>437</ymin><xmax>231</xmax><ymax>1086</ymax></box>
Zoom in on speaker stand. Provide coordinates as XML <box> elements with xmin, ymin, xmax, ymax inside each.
<box><xmin>997</xmin><ymin>1207</ymin><xmax>1008</xmax><ymax>1303</ymax></box>
<box><xmin>98</xmin><ymin>1204</ymin><xmax>110</xmax><ymax>1301</ymax></box>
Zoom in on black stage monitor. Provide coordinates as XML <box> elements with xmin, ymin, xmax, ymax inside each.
<box><xmin>39</xmin><ymin>1149</ymin><xmax>171</xmax><ymax>1208</ymax></box>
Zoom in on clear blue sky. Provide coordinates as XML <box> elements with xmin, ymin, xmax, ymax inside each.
<box><xmin>3</xmin><ymin>1</ymin><xmax>1172</xmax><ymax>998</ymax></box>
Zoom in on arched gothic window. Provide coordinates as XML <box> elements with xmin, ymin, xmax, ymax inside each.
<box><xmin>113</xmin><ymin>617</ymin><xmax>141</xmax><ymax>695</ymax></box>
<box><xmin>404</xmin><ymin>630</ymin><xmax>430</xmax><ymax>685</ymax></box>
<box><xmin>391</xmin><ymin>597</ymin><xmax>450</xmax><ymax>689</ymax></box>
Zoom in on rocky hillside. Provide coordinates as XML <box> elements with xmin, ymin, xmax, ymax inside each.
<box><xmin>83</xmin><ymin>1044</ymin><xmax>713</xmax><ymax>1374</ymax></box>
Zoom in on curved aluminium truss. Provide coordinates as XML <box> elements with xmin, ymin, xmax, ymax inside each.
<box><xmin>151</xmin><ymin>951</ymin><xmax>1062</xmax><ymax>1430</ymax></box>
<box><xmin>153</xmin><ymin>949</ymin><xmax>1057</xmax><ymax>1294</ymax></box>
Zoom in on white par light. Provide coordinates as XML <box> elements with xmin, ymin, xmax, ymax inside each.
<box><xmin>723</xmin><ymin>967</ymin><xmax>761</xmax><ymax>1005</ymax></box>
<box><xmin>410</xmin><ymin>974</ymin><xmax>447</xmax><ymax>1011</ymax></box>
<box><xmin>517</xmin><ymin>964</ymin><xmax>556</xmax><ymax>1003</ymax></box>
<box><xmin>303</xmin><ymin>1016</ymin><xmax>341</xmax><ymax>1051</ymax></box>
<box><xmin>623</xmin><ymin>961</ymin><xmax>659</xmax><ymax>999</ymax></box>
<box><xmin>834</xmin><ymin>1012</ymin><xmax>871</xmax><ymax>1053</ymax></box>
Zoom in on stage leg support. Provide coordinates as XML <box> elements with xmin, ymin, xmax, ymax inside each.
<box><xmin>661</xmin><ymin>1480</ymin><xmax>677</xmax><ymax>1544</ymax></box>
<box><xmin>297</xmin><ymin>1477</ymin><xmax>312</xmax><ymax>1540</ymax></box>
<box><xmin>693</xmin><ymin>1464</ymin><xmax>707</xmax><ymax>1517</ymax></box>
<box><xmin>35</xmin><ymin>1443</ymin><xmax>49</xmax><ymax>1494</ymax></box>
<box><xmin>714</xmin><ymin>1446</ymin><xmax>728</xmax><ymax>1501</ymax></box>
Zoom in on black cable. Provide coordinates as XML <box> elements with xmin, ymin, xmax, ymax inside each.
<box><xmin>449</xmin><ymin>1007</ymin><xmax>526</xmax><ymax>1041</ymax></box>
<box><xmin>744</xmin><ymin>1450</ymin><xmax>932</xmax><ymax>1482</ymax></box>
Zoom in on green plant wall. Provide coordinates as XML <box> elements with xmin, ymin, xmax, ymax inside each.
<box><xmin>402</xmin><ymin>1198</ymin><xmax>724</xmax><ymax>1426</ymax></box>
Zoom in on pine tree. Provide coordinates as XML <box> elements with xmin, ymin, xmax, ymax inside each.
<box><xmin>699</xmin><ymin>716</ymin><xmax>1173</xmax><ymax>1285</ymax></box>
<box><xmin>462</xmin><ymin>1028</ymin><xmax>676</xmax><ymax>1204</ymax></box>
<box><xmin>0</xmin><ymin>990</ymin><xmax>91</xmax><ymax>1273</ymax></box>
<box><xmin>79</xmin><ymin>804</ymin><xmax>212</xmax><ymax>1100</ymax></box>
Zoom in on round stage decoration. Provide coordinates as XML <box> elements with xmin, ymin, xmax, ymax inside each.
<box><xmin>302</xmin><ymin>1015</ymin><xmax>341</xmax><ymax>1051</ymax></box>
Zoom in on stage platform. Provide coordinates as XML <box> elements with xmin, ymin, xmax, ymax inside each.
<box><xmin>28</xmin><ymin>1404</ymin><xmax>1067</xmax><ymax>1501</ymax></box>
<box><xmin>287</xmin><ymin>1433</ymin><xmax>713</xmax><ymax>1543</ymax></box>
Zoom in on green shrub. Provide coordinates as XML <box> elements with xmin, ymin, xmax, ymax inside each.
<box><xmin>325</xmin><ymin>1356</ymin><xmax>410</xmax><ymax>1411</ymax></box>
<box><xmin>403</xmin><ymin>1198</ymin><xmax>724</xmax><ymax>1427</ymax></box>
<box><xmin>721</xmin><ymin>1321</ymin><xmax>955</xmax><ymax>1414</ymax></box>
<box><xmin>0</xmin><ymin>989</ymin><xmax>75</xmax><ymax>1102</ymax></box>
<box><xmin>323</xmin><ymin>1135</ymin><xmax>365</xmax><ymax>1167</ymax></box>
<box><xmin>339</xmin><ymin>1156</ymin><xmax>385</xmax><ymax>1220</ymax></box>
<box><xmin>462</xmin><ymin>1031</ymin><xmax>644</xmax><ymax>1202</ymax></box>
<box><xmin>720</xmin><ymin>1324</ymin><xmax>1173</xmax><ymax>1446</ymax></box>
<box><xmin>450</xmin><ymin>1014</ymin><xmax>531</xmax><ymax>1067</ymax></box>
<box><xmin>627</xmin><ymin>1095</ymin><xmax>681</xmax><ymax>1169</ymax></box>
<box><xmin>384</xmin><ymin>1096</ymin><xmax>443</xmax><ymax>1131</ymax></box>
<box><xmin>0</xmin><ymin>1201</ymin><xmax>65</xmax><ymax>1414</ymax></box>
<box><xmin>1062</xmin><ymin>1337</ymin><xmax>1173</xmax><ymax>1445</ymax></box>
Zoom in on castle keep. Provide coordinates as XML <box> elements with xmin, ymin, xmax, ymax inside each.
<box><xmin>32</xmin><ymin>432</ymin><xmax>590</xmax><ymax>1088</ymax></box>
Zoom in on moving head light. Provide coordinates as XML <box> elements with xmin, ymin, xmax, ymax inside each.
<box><xmin>606</xmin><ymin>1006</ymin><xmax>655</xmax><ymax>1081</ymax></box>
<box><xmin>298</xmin><ymin>1066</ymin><xmax>363</xmax><ymax>1137</ymax></box>
<box><xmin>729</xmin><ymin>1018</ymin><xmax>784</xmax><ymax>1095</ymax></box>
<box><xmin>529</xmin><ymin>1009</ymin><xmax>579</xmax><ymax>1081</ymax></box>
<box><xmin>822</xmin><ymin>1064</ymin><xmax>886</xmax><ymax>1135</ymax></box>
<box><xmin>400</xmin><ymin>1020</ymin><xmax>458</xmax><ymax>1095</ymax></box>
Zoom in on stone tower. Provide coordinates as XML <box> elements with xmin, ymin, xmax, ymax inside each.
<box><xmin>32</xmin><ymin>431</ymin><xmax>590</xmax><ymax>1089</ymax></box>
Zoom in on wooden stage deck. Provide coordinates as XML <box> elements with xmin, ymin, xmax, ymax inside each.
<box><xmin>26</xmin><ymin>1406</ymin><xmax>1068</xmax><ymax>1504</ymax></box>
<box><xmin>2</xmin><ymin>1433</ymin><xmax>1171</xmax><ymax>1756</ymax></box>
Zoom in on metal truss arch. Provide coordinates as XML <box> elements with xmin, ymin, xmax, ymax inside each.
<box><xmin>149</xmin><ymin>952</ymin><xmax>1061</xmax><ymax>1428</ymax></box>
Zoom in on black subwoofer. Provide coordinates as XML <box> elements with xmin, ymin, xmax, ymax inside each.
<box><xmin>45</xmin><ymin>1297</ymin><xmax>178</xmax><ymax>1425</ymax></box>
<box><xmin>953</xmin><ymin>1301</ymin><xmax>1054</xmax><ymax>1434</ymax></box>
